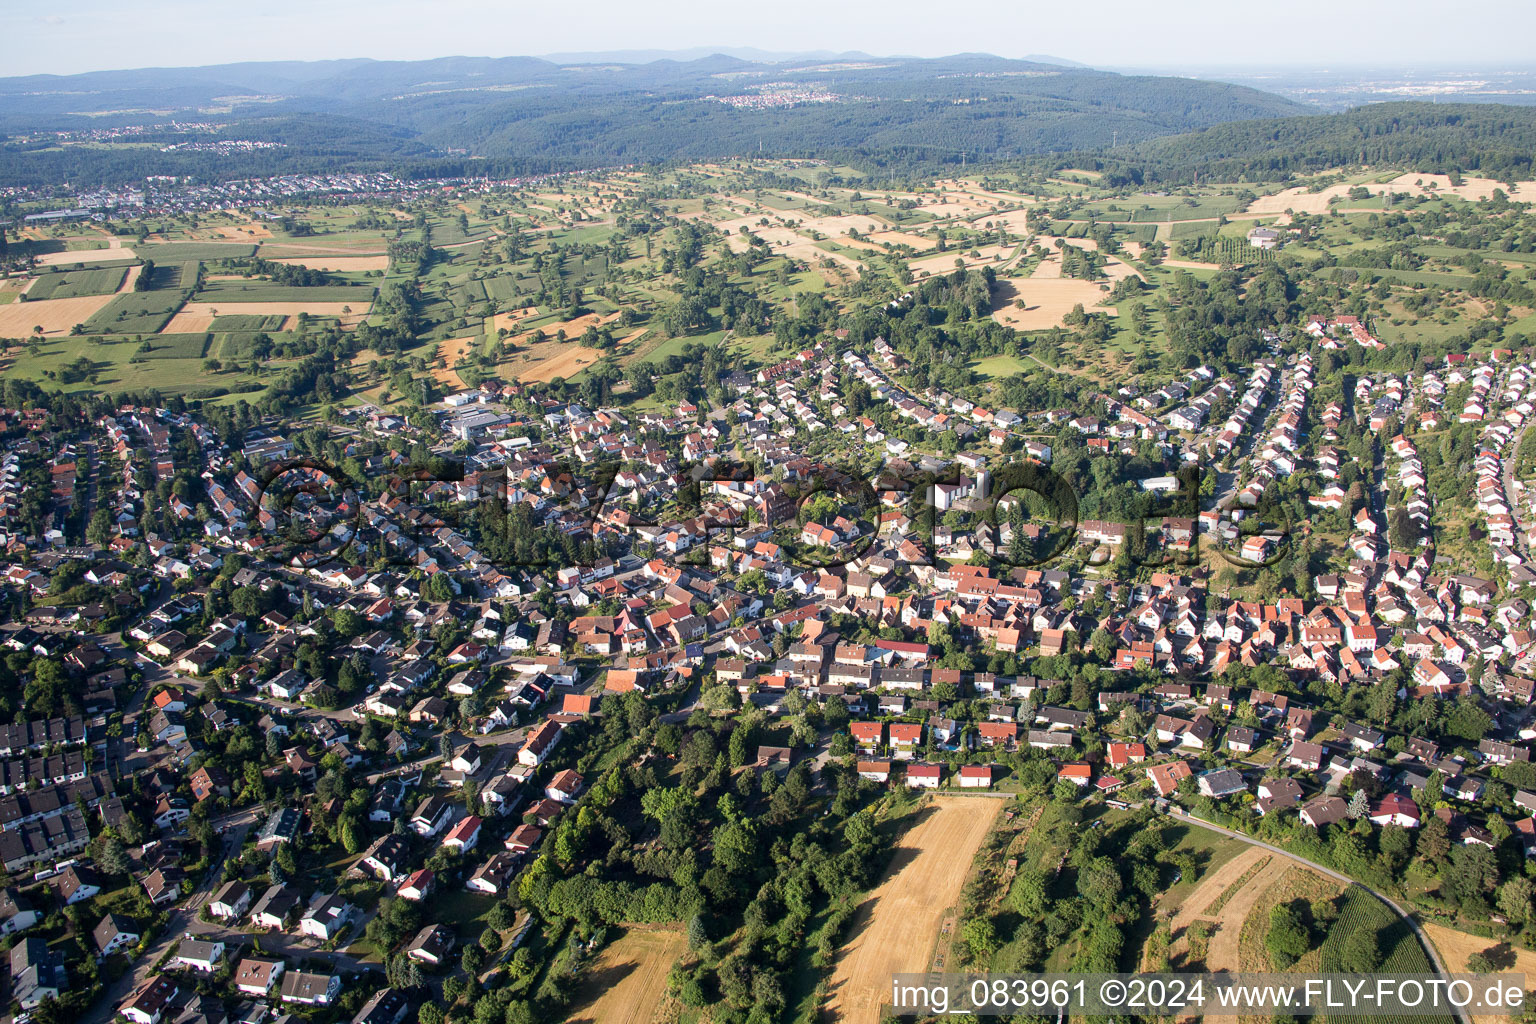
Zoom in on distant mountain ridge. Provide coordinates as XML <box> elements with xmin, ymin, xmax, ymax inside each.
<box><xmin>0</xmin><ymin>51</ymin><xmax>1305</xmax><ymax>187</ymax></box>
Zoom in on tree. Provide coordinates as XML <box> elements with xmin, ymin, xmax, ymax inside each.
<box><xmin>962</xmin><ymin>916</ymin><xmax>998</xmax><ymax>963</ymax></box>
<box><xmin>461</xmin><ymin>943</ymin><xmax>485</xmax><ymax>975</ymax></box>
<box><xmin>332</xmin><ymin>608</ymin><xmax>365</xmax><ymax>638</ymax></box>
<box><xmin>1009</xmin><ymin>868</ymin><xmax>1047</xmax><ymax>917</ymax></box>
<box><xmin>1498</xmin><ymin>877</ymin><xmax>1534</xmax><ymax>925</ymax></box>
<box><xmin>94</xmin><ymin>834</ymin><xmax>129</xmax><ymax>876</ymax></box>
<box><xmin>1089</xmin><ymin>627</ymin><xmax>1115</xmax><ymax>663</ymax></box>
<box><xmin>1077</xmin><ymin>857</ymin><xmax>1122</xmax><ymax>910</ymax></box>
<box><xmin>1340</xmin><ymin>926</ymin><xmax>1381</xmax><ymax>972</ymax></box>
<box><xmin>1418</xmin><ymin>814</ymin><xmax>1451</xmax><ymax>863</ymax></box>
<box><xmin>422</xmin><ymin>573</ymin><xmax>454</xmax><ymax>603</ymax></box>
<box><xmin>1346</xmin><ymin>789</ymin><xmax>1369</xmax><ymax>820</ymax></box>
<box><xmin>687</xmin><ymin>913</ymin><xmax>709</xmax><ymax>950</ymax></box>
<box><xmin>1265</xmin><ymin>905</ymin><xmax>1310</xmax><ymax>968</ymax></box>
<box><xmin>231</xmin><ymin>586</ymin><xmax>265</xmax><ymax>618</ymax></box>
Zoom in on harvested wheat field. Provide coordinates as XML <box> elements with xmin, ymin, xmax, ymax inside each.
<box><xmin>1203</xmin><ymin>864</ymin><xmax>1288</xmax><ymax>972</ymax></box>
<box><xmin>566</xmin><ymin>925</ymin><xmax>687</xmax><ymax>1024</ymax></box>
<box><xmin>491</xmin><ymin>309</ymin><xmax>625</xmax><ymax>383</ymax></box>
<box><xmin>967</xmin><ymin>209</ymin><xmax>1036</xmax><ymax>233</ymax></box>
<box><xmin>0</xmin><ymin>294</ymin><xmax>118</xmax><ymax>336</ymax></box>
<box><xmin>206</xmin><ymin>223</ymin><xmax>271</xmax><ymax>240</ymax></box>
<box><xmin>164</xmin><ymin>301</ymin><xmax>371</xmax><ymax>334</ymax></box>
<box><xmin>1167</xmin><ymin>848</ymin><xmax>1269</xmax><ymax>939</ymax></box>
<box><xmin>825</xmin><ymin>797</ymin><xmax>1002</xmax><ymax>1024</ymax></box>
<box><xmin>487</xmin><ymin>306</ymin><xmax>545</xmax><ymax>334</ymax></box>
<box><xmin>1387</xmin><ymin>172</ymin><xmax>1534</xmax><ymax>202</ymax></box>
<box><xmin>1244</xmin><ymin>180</ymin><xmax>1402</xmax><ymax>217</ymax></box>
<box><xmin>1424</xmin><ymin>922</ymin><xmax>1536</xmax><ymax>1024</ymax></box>
<box><xmin>504</xmin><ymin>338</ymin><xmax>606</xmax><ymax>383</ymax></box>
<box><xmin>34</xmin><ymin>246</ymin><xmax>136</xmax><ymax>266</ymax></box>
<box><xmin>991</xmin><ymin>277</ymin><xmax>1116</xmax><ymax>331</ymax></box>
<box><xmin>433</xmin><ymin>335</ymin><xmax>481</xmax><ymax>387</ymax></box>
<box><xmin>504</xmin><ymin>310</ymin><xmax>619</xmax><ymax>343</ymax></box>
<box><xmin>1165</xmin><ymin>846</ymin><xmax>1281</xmax><ymax>975</ymax></box>
<box><xmin>268</xmin><ymin>255</ymin><xmax>389</xmax><ymax>273</ymax></box>
<box><xmin>867</xmin><ymin>229</ymin><xmax>936</xmax><ymax>249</ymax></box>
<box><xmin>909</xmin><ymin>243</ymin><xmax>1017</xmax><ymax>278</ymax></box>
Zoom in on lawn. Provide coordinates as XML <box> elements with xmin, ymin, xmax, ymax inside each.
<box><xmin>970</xmin><ymin>353</ymin><xmax>1030</xmax><ymax>380</ymax></box>
<box><xmin>432</xmin><ymin>889</ymin><xmax>499</xmax><ymax>941</ymax></box>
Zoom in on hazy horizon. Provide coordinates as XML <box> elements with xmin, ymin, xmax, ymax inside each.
<box><xmin>12</xmin><ymin>0</ymin><xmax>1536</xmax><ymax>79</ymax></box>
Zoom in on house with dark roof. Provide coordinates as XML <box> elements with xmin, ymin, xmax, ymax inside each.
<box><xmin>93</xmin><ymin>912</ymin><xmax>140</xmax><ymax>955</ymax></box>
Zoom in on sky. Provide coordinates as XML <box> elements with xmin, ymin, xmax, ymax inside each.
<box><xmin>13</xmin><ymin>0</ymin><xmax>1536</xmax><ymax>78</ymax></box>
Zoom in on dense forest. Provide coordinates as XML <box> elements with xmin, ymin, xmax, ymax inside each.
<box><xmin>1089</xmin><ymin>102</ymin><xmax>1536</xmax><ymax>184</ymax></box>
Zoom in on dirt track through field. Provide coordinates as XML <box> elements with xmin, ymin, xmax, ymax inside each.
<box><xmin>1204</xmin><ymin>865</ymin><xmax>1287</xmax><ymax>971</ymax></box>
<box><xmin>1166</xmin><ymin>845</ymin><xmax>1269</xmax><ymax>969</ymax></box>
<box><xmin>1170</xmin><ymin>846</ymin><xmax>1269</xmax><ymax>936</ymax></box>
<box><xmin>565</xmin><ymin>925</ymin><xmax>686</xmax><ymax>1024</ymax></box>
<box><xmin>825</xmin><ymin>797</ymin><xmax>1002</xmax><ymax>1024</ymax></box>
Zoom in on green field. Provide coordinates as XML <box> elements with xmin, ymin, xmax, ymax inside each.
<box><xmin>195</xmin><ymin>280</ymin><xmax>376</xmax><ymax>304</ymax></box>
<box><xmin>1319</xmin><ymin>886</ymin><xmax>1452</xmax><ymax>1024</ymax></box>
<box><xmin>25</xmin><ymin>267</ymin><xmax>126</xmax><ymax>299</ymax></box>
<box><xmin>136</xmin><ymin>242</ymin><xmax>257</xmax><ymax>262</ymax></box>
<box><xmin>137</xmin><ymin>333</ymin><xmax>211</xmax><ymax>359</ymax></box>
<box><xmin>1319</xmin><ymin>886</ymin><xmax>1436</xmax><ymax>973</ymax></box>
<box><xmin>1170</xmin><ymin>220</ymin><xmax>1221</xmax><ymax>241</ymax></box>
<box><xmin>84</xmin><ymin>291</ymin><xmax>182</xmax><ymax>335</ymax></box>
<box><xmin>2</xmin><ymin>335</ymin><xmax>236</xmax><ymax>397</ymax></box>
<box><xmin>140</xmin><ymin>262</ymin><xmax>191</xmax><ymax>290</ymax></box>
<box><xmin>210</xmin><ymin>314</ymin><xmax>286</xmax><ymax>332</ymax></box>
<box><xmin>215</xmin><ymin>331</ymin><xmax>299</xmax><ymax>359</ymax></box>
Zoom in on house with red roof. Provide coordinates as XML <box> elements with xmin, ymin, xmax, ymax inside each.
<box><xmin>977</xmin><ymin>721</ymin><xmax>1018</xmax><ymax>748</ymax></box>
<box><xmin>398</xmin><ymin>868</ymin><xmax>434</xmax><ymax>902</ymax></box>
<box><xmin>1106</xmin><ymin>742</ymin><xmax>1146</xmax><ymax>769</ymax></box>
<box><xmin>546</xmin><ymin>769</ymin><xmax>583</xmax><ymax>805</ymax></box>
<box><xmin>1058</xmin><ymin>763</ymin><xmax>1093</xmax><ymax>787</ymax></box>
<box><xmin>442</xmin><ymin>815</ymin><xmax>482</xmax><ymax>853</ymax></box>
<box><xmin>959</xmin><ymin>764</ymin><xmax>994</xmax><ymax>788</ymax></box>
<box><xmin>849</xmin><ymin>721</ymin><xmax>884</xmax><ymax>754</ymax></box>
<box><xmin>905</xmin><ymin>763</ymin><xmax>942</xmax><ymax>789</ymax></box>
<box><xmin>1368</xmin><ymin>794</ymin><xmax>1421</xmax><ymax>828</ymax></box>
<box><xmin>1146</xmin><ymin>761</ymin><xmax>1192</xmax><ymax>797</ymax></box>
<box><xmin>888</xmin><ymin>722</ymin><xmax>922</xmax><ymax>759</ymax></box>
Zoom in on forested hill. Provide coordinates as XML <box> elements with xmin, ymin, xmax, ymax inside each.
<box><xmin>0</xmin><ymin>52</ymin><xmax>1307</xmax><ymax>186</ymax></box>
<box><xmin>1089</xmin><ymin>103</ymin><xmax>1536</xmax><ymax>185</ymax></box>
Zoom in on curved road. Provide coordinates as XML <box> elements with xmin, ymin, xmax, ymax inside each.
<box><xmin>1169</xmin><ymin>810</ymin><xmax>1469</xmax><ymax>1024</ymax></box>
